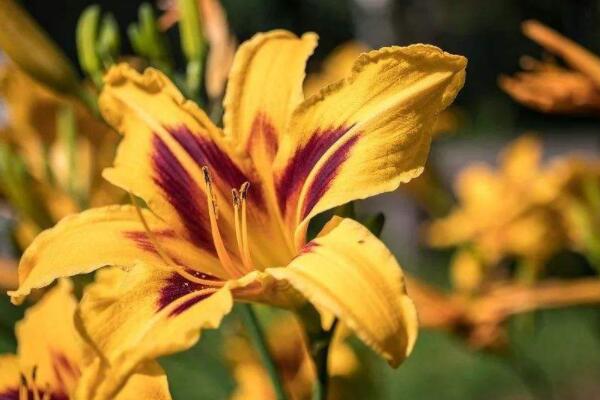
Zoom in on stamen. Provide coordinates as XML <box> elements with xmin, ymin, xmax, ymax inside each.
<box><xmin>232</xmin><ymin>189</ymin><xmax>245</xmax><ymax>262</ymax></box>
<box><xmin>239</xmin><ymin>182</ymin><xmax>253</xmax><ymax>268</ymax></box>
<box><xmin>41</xmin><ymin>385</ymin><xmax>51</xmax><ymax>400</ymax></box>
<box><xmin>19</xmin><ymin>366</ymin><xmax>41</xmax><ymax>400</ymax></box>
<box><xmin>202</xmin><ymin>167</ymin><xmax>245</xmax><ymax>278</ymax></box>
<box><xmin>30</xmin><ymin>366</ymin><xmax>40</xmax><ymax>400</ymax></box>
<box><xmin>232</xmin><ymin>188</ymin><xmax>252</xmax><ymax>271</ymax></box>
<box><xmin>176</xmin><ymin>269</ymin><xmax>225</xmax><ymax>287</ymax></box>
<box><xmin>129</xmin><ymin>193</ymin><xmax>224</xmax><ymax>288</ymax></box>
<box><xmin>19</xmin><ymin>374</ymin><xmax>27</xmax><ymax>400</ymax></box>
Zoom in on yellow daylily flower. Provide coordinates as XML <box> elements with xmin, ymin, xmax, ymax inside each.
<box><xmin>0</xmin><ymin>279</ymin><xmax>171</xmax><ymax>400</ymax></box>
<box><xmin>227</xmin><ymin>314</ymin><xmax>357</xmax><ymax>400</ymax></box>
<box><xmin>426</xmin><ymin>134</ymin><xmax>600</xmax><ymax>290</ymax></box>
<box><xmin>427</xmin><ymin>135</ymin><xmax>566</xmax><ymax>273</ymax></box>
<box><xmin>10</xmin><ymin>30</ymin><xmax>466</xmax><ymax>397</ymax></box>
<box><xmin>499</xmin><ymin>20</ymin><xmax>600</xmax><ymax>115</ymax></box>
<box><xmin>428</xmin><ymin>135</ymin><xmax>563</xmax><ymax>264</ymax></box>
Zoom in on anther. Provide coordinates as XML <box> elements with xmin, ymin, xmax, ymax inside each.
<box><xmin>232</xmin><ymin>189</ymin><xmax>246</xmax><ymax>269</ymax></box>
<box><xmin>202</xmin><ymin>167</ymin><xmax>245</xmax><ymax>277</ymax></box>
<box><xmin>19</xmin><ymin>374</ymin><xmax>27</xmax><ymax>400</ymax></box>
<box><xmin>29</xmin><ymin>366</ymin><xmax>41</xmax><ymax>400</ymax></box>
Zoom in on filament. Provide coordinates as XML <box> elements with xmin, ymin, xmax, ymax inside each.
<box><xmin>129</xmin><ymin>193</ymin><xmax>224</xmax><ymax>287</ymax></box>
<box><xmin>202</xmin><ymin>167</ymin><xmax>246</xmax><ymax>278</ymax></box>
<box><xmin>239</xmin><ymin>182</ymin><xmax>252</xmax><ymax>269</ymax></box>
<box><xmin>232</xmin><ymin>185</ymin><xmax>253</xmax><ymax>272</ymax></box>
<box><xmin>19</xmin><ymin>375</ymin><xmax>27</xmax><ymax>400</ymax></box>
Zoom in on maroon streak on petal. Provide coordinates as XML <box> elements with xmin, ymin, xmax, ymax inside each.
<box><xmin>169</xmin><ymin>125</ymin><xmax>247</xmax><ymax>187</ymax></box>
<box><xmin>168</xmin><ymin>291</ymin><xmax>215</xmax><ymax>317</ymax></box>
<box><xmin>248</xmin><ymin>113</ymin><xmax>278</xmax><ymax>160</ymax></box>
<box><xmin>276</xmin><ymin>126</ymin><xmax>354</xmax><ymax>215</ymax></box>
<box><xmin>0</xmin><ymin>389</ymin><xmax>67</xmax><ymax>400</ymax></box>
<box><xmin>152</xmin><ymin>134</ymin><xmax>215</xmax><ymax>252</ymax></box>
<box><xmin>0</xmin><ymin>389</ymin><xmax>18</xmax><ymax>400</ymax></box>
<box><xmin>123</xmin><ymin>229</ymin><xmax>176</xmax><ymax>255</ymax></box>
<box><xmin>301</xmin><ymin>135</ymin><xmax>360</xmax><ymax>219</ymax></box>
<box><xmin>51</xmin><ymin>351</ymin><xmax>79</xmax><ymax>398</ymax></box>
<box><xmin>158</xmin><ymin>270</ymin><xmax>220</xmax><ymax>316</ymax></box>
<box><xmin>294</xmin><ymin>241</ymin><xmax>319</xmax><ymax>259</ymax></box>
<box><xmin>167</xmin><ymin>125</ymin><xmax>265</xmax><ymax>207</ymax></box>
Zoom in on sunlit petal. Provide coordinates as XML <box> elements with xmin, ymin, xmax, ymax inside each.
<box><xmin>268</xmin><ymin>217</ymin><xmax>418</xmax><ymax>367</ymax></box>
<box><xmin>274</xmin><ymin>45</ymin><xmax>467</xmax><ymax>244</ymax></box>
<box><xmin>76</xmin><ymin>264</ymin><xmax>233</xmax><ymax>400</ymax></box>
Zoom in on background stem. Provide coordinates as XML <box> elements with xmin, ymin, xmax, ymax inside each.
<box><xmin>239</xmin><ymin>304</ymin><xmax>288</xmax><ymax>400</ymax></box>
<box><xmin>311</xmin><ymin>331</ymin><xmax>333</xmax><ymax>400</ymax></box>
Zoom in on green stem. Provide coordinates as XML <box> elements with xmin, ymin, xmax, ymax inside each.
<box><xmin>297</xmin><ymin>302</ymin><xmax>337</xmax><ymax>400</ymax></box>
<box><xmin>239</xmin><ymin>304</ymin><xmax>288</xmax><ymax>400</ymax></box>
<box><xmin>311</xmin><ymin>321</ymin><xmax>336</xmax><ymax>400</ymax></box>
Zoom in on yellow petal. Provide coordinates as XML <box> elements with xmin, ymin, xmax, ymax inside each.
<box><xmin>273</xmin><ymin>45</ymin><xmax>466</xmax><ymax>244</ymax></box>
<box><xmin>426</xmin><ymin>210</ymin><xmax>475</xmax><ymax>248</ymax></box>
<box><xmin>99</xmin><ymin>64</ymin><xmax>248</xmax><ymax>252</ymax></box>
<box><xmin>16</xmin><ymin>279</ymin><xmax>84</xmax><ymax>395</ymax></box>
<box><xmin>223</xmin><ymin>30</ymin><xmax>317</xmax><ymax>164</ymax></box>
<box><xmin>221</xmin><ymin>31</ymin><xmax>318</xmax><ymax>260</ymax></box>
<box><xmin>499</xmin><ymin>134</ymin><xmax>542</xmax><ymax>184</ymax></box>
<box><xmin>0</xmin><ymin>354</ymin><xmax>19</xmax><ymax>397</ymax></box>
<box><xmin>114</xmin><ymin>361</ymin><xmax>172</xmax><ymax>400</ymax></box>
<box><xmin>450</xmin><ymin>249</ymin><xmax>483</xmax><ymax>293</ymax></box>
<box><xmin>9</xmin><ymin>205</ymin><xmax>221</xmax><ymax>305</ymax></box>
<box><xmin>76</xmin><ymin>359</ymin><xmax>172</xmax><ymax>400</ymax></box>
<box><xmin>268</xmin><ymin>217</ymin><xmax>418</xmax><ymax>367</ymax></box>
<box><xmin>76</xmin><ymin>264</ymin><xmax>233</xmax><ymax>400</ymax></box>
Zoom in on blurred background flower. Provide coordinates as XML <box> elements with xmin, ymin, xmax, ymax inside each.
<box><xmin>1</xmin><ymin>1</ymin><xmax>600</xmax><ymax>399</ymax></box>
